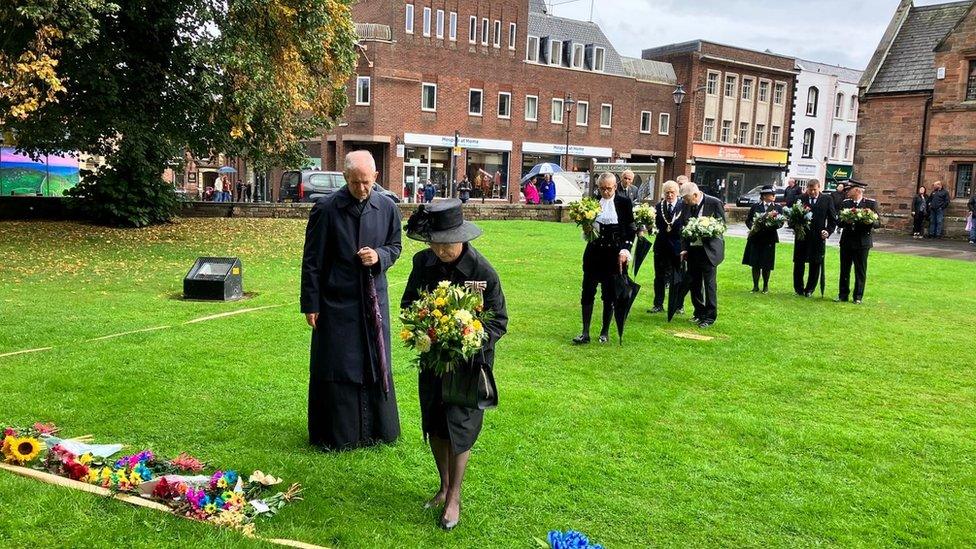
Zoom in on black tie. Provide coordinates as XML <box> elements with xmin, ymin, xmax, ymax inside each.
<box><xmin>666</xmin><ymin>202</ymin><xmax>673</xmax><ymax>216</ymax></box>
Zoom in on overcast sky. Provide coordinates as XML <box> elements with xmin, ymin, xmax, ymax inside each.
<box><xmin>548</xmin><ymin>0</ymin><xmax>947</xmax><ymax>69</ymax></box>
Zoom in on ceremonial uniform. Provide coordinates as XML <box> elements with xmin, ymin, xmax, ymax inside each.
<box><xmin>837</xmin><ymin>196</ymin><xmax>879</xmax><ymax>302</ymax></box>
<box><xmin>743</xmin><ymin>201</ymin><xmax>783</xmax><ymax>271</ymax></box>
<box><xmin>577</xmin><ymin>194</ymin><xmax>636</xmax><ymax>341</ymax></box>
<box><xmin>792</xmin><ymin>193</ymin><xmax>836</xmax><ymax>296</ymax></box>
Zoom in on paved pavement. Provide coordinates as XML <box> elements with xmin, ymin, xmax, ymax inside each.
<box><xmin>726</xmin><ymin>224</ymin><xmax>976</xmax><ymax>262</ymax></box>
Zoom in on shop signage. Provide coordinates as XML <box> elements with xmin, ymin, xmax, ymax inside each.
<box><xmin>795</xmin><ymin>163</ymin><xmax>818</xmax><ymax>177</ymax></box>
<box><xmin>825</xmin><ymin>163</ymin><xmax>853</xmax><ymax>180</ymax></box>
<box><xmin>404</xmin><ymin>132</ymin><xmax>512</xmax><ymax>152</ymax></box>
<box><xmin>395</xmin><ymin>144</ymin><xmax>405</xmax><ymax>158</ymax></box>
<box><xmin>692</xmin><ymin>143</ymin><xmax>788</xmax><ymax>166</ymax></box>
<box><xmin>453</xmin><ymin>146</ymin><xmax>463</xmax><ymax>156</ymax></box>
<box><xmin>522</xmin><ymin>141</ymin><xmax>613</xmax><ymax>158</ymax></box>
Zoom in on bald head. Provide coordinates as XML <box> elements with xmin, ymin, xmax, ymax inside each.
<box><xmin>344</xmin><ymin>151</ymin><xmax>378</xmax><ymax>200</ymax></box>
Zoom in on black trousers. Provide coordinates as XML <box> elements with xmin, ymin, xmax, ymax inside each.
<box><xmin>687</xmin><ymin>250</ymin><xmax>717</xmax><ymax>322</ymax></box>
<box><xmin>793</xmin><ymin>261</ymin><xmax>822</xmax><ymax>294</ymax></box>
<box><xmin>912</xmin><ymin>214</ymin><xmax>925</xmax><ymax>234</ymax></box>
<box><xmin>652</xmin><ymin>250</ymin><xmax>677</xmax><ymax>308</ymax></box>
<box><xmin>838</xmin><ymin>246</ymin><xmax>869</xmax><ymax>301</ymax></box>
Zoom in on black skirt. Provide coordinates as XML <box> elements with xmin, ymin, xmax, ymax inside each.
<box><xmin>418</xmin><ymin>369</ymin><xmax>484</xmax><ymax>454</ymax></box>
<box><xmin>742</xmin><ymin>236</ymin><xmax>777</xmax><ymax>270</ymax></box>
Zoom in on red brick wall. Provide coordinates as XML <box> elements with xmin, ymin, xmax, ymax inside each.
<box><xmin>332</xmin><ymin>0</ymin><xmax>678</xmax><ymax>196</ymax></box>
<box><xmin>853</xmin><ymin>93</ymin><xmax>929</xmax><ymax>217</ymax></box>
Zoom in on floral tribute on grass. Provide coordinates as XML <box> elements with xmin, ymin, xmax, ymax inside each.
<box><xmin>400</xmin><ymin>281</ymin><xmax>491</xmax><ymax>375</ymax></box>
<box><xmin>0</xmin><ymin>422</ymin><xmax>302</xmax><ymax>538</ymax></box>
<box><xmin>542</xmin><ymin>529</ymin><xmax>605</xmax><ymax>549</ymax></box>
<box><xmin>568</xmin><ymin>198</ymin><xmax>602</xmax><ymax>242</ymax></box>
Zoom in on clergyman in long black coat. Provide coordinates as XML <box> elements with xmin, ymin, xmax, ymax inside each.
<box><xmin>792</xmin><ymin>181</ymin><xmax>836</xmax><ymax>296</ymax></box>
<box><xmin>837</xmin><ymin>189</ymin><xmax>880</xmax><ymax>303</ymax></box>
<box><xmin>300</xmin><ymin>175</ymin><xmax>403</xmax><ymax>451</ymax></box>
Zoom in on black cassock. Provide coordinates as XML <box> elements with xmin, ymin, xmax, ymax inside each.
<box><xmin>742</xmin><ymin>202</ymin><xmax>783</xmax><ymax>270</ymax></box>
<box><xmin>300</xmin><ymin>187</ymin><xmax>403</xmax><ymax>451</ymax></box>
<box><xmin>400</xmin><ymin>245</ymin><xmax>508</xmax><ymax>454</ymax></box>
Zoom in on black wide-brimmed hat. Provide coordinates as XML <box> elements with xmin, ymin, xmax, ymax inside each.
<box><xmin>405</xmin><ymin>199</ymin><xmax>483</xmax><ymax>243</ymax></box>
<box><xmin>759</xmin><ymin>185</ymin><xmax>776</xmax><ymax>195</ymax></box>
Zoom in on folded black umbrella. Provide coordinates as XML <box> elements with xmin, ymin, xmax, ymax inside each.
<box><xmin>667</xmin><ymin>261</ymin><xmax>689</xmax><ymax>322</ymax></box>
<box><xmin>819</xmin><ymin>255</ymin><xmax>826</xmax><ymax>297</ymax></box>
<box><xmin>632</xmin><ymin>236</ymin><xmax>652</xmax><ymax>277</ymax></box>
<box><xmin>613</xmin><ymin>269</ymin><xmax>641</xmax><ymax>345</ymax></box>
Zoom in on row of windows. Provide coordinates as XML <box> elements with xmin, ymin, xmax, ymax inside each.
<box><xmin>525</xmin><ymin>36</ymin><xmax>606</xmax><ymax>72</ymax></box>
<box><xmin>702</xmin><ymin>118</ymin><xmax>782</xmax><ymax>148</ymax></box>
<box><xmin>405</xmin><ymin>4</ymin><xmax>517</xmax><ymax>50</ymax></box>
<box><xmin>706</xmin><ymin>71</ymin><xmax>787</xmax><ymax>106</ymax></box>
<box><xmin>806</xmin><ymin>87</ymin><xmax>858</xmax><ymax>120</ymax></box>
<box><xmin>801</xmin><ymin>129</ymin><xmax>854</xmax><ymax>161</ymax></box>
<box><xmin>353</xmin><ymin>77</ymin><xmax>669</xmax><ymax>133</ymax></box>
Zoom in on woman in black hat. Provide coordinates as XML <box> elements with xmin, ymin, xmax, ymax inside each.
<box><xmin>400</xmin><ymin>199</ymin><xmax>508</xmax><ymax>531</ymax></box>
<box><xmin>742</xmin><ymin>185</ymin><xmax>783</xmax><ymax>293</ymax></box>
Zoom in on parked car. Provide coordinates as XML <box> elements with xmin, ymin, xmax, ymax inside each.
<box><xmin>279</xmin><ymin>170</ymin><xmax>400</xmax><ymax>203</ymax></box>
<box><xmin>736</xmin><ymin>185</ymin><xmax>786</xmax><ymax>207</ymax></box>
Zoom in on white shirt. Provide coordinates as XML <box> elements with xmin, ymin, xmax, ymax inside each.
<box><xmin>595</xmin><ymin>196</ymin><xmax>631</xmax><ymax>261</ymax></box>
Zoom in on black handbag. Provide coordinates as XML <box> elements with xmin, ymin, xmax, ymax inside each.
<box><xmin>441</xmin><ymin>357</ymin><xmax>498</xmax><ymax>410</ymax></box>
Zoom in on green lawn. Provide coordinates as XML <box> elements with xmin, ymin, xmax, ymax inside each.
<box><xmin>1</xmin><ymin>218</ymin><xmax>974</xmax><ymax>548</ymax></box>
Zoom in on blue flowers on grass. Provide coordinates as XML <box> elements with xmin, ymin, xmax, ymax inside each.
<box><xmin>548</xmin><ymin>529</ymin><xmax>604</xmax><ymax>549</ymax></box>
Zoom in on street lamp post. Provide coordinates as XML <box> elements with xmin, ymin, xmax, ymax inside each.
<box><xmin>563</xmin><ymin>93</ymin><xmax>576</xmax><ymax>170</ymax></box>
<box><xmin>671</xmin><ymin>84</ymin><xmax>686</xmax><ymax>181</ymax></box>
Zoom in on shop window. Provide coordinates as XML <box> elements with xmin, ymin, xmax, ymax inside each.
<box><xmin>706</xmin><ymin>72</ymin><xmax>719</xmax><ymax>95</ymax></box>
<box><xmin>421</xmin><ymin>83</ymin><xmax>437</xmax><ymax>112</ymax></box>
<box><xmin>720</xmin><ymin>120</ymin><xmax>732</xmax><ymax>143</ymax></box>
<box><xmin>703</xmin><ymin>118</ymin><xmax>715</xmax><ymax>141</ymax></box>
<box><xmin>509</xmin><ymin>23</ymin><xmax>517</xmax><ymax>50</ymax></box>
<box><xmin>355</xmin><ymin>76</ymin><xmax>370</xmax><ymax>105</ymax></box>
<box><xmin>526</xmin><ymin>36</ymin><xmax>539</xmax><ymax>62</ymax></box>
<box><xmin>552</xmin><ymin>98</ymin><xmax>564</xmax><ymax>124</ymax></box>
<box><xmin>576</xmin><ymin>100</ymin><xmax>588</xmax><ymax>126</ymax></box>
<box><xmin>742</xmin><ymin>78</ymin><xmax>753</xmax><ymax>100</ymax></box>
<box><xmin>469</xmin><ymin>16</ymin><xmax>476</xmax><ymax>43</ymax></box>
<box><xmin>525</xmin><ymin>95</ymin><xmax>538</xmax><ymax>121</ymax></box>
<box><xmin>967</xmin><ymin>61</ymin><xmax>976</xmax><ymax>101</ymax></box>
<box><xmin>600</xmin><ymin>104</ymin><xmax>612</xmax><ymax>128</ymax></box>
<box><xmin>640</xmin><ymin>111</ymin><xmax>651</xmax><ymax>134</ymax></box>
<box><xmin>449</xmin><ymin>12</ymin><xmax>457</xmax><ymax>41</ymax></box>
<box><xmin>493</xmin><ymin>20</ymin><xmax>501</xmax><ymax>48</ymax></box>
<box><xmin>770</xmin><ymin>126</ymin><xmax>781</xmax><ymax>148</ymax></box>
<box><xmin>957</xmin><ymin>163</ymin><xmax>973</xmax><ymax>197</ymax></box>
<box><xmin>758</xmin><ymin>80</ymin><xmax>770</xmax><ymax>102</ymax></box>
<box><xmin>738</xmin><ymin>122</ymin><xmax>749</xmax><ymax>144</ymax></box>
<box><xmin>469</xmin><ymin>88</ymin><xmax>483</xmax><ymax>116</ymax></box>
<box><xmin>802</xmin><ymin>128</ymin><xmax>814</xmax><ymax>158</ymax></box>
<box><xmin>774</xmin><ymin>82</ymin><xmax>785</xmax><ymax>105</ymax></box>
<box><xmin>806</xmin><ymin>86</ymin><xmax>819</xmax><ymax>116</ymax></box>
<box><xmin>497</xmin><ymin>92</ymin><xmax>511</xmax><ymax>119</ymax></box>
<box><xmin>754</xmin><ymin>124</ymin><xmax>766</xmax><ymax>146</ymax></box>
<box><xmin>435</xmin><ymin>10</ymin><xmax>443</xmax><ymax>39</ymax></box>
<box><xmin>724</xmin><ymin>74</ymin><xmax>737</xmax><ymax>98</ymax></box>
<box><xmin>844</xmin><ymin>135</ymin><xmax>853</xmax><ymax>160</ymax></box>
<box><xmin>658</xmin><ymin>113</ymin><xmax>670</xmax><ymax>135</ymax></box>
<box><xmin>405</xmin><ymin>4</ymin><xmax>414</xmax><ymax>34</ymax></box>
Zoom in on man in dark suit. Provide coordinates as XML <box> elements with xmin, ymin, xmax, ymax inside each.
<box><xmin>784</xmin><ymin>178</ymin><xmax>801</xmax><ymax>207</ymax></box>
<box><xmin>679</xmin><ymin>182</ymin><xmax>725</xmax><ymax>328</ymax></box>
<box><xmin>649</xmin><ymin>180</ymin><xmax>684</xmax><ymax>313</ymax></box>
<box><xmin>792</xmin><ymin>179</ymin><xmax>837</xmax><ymax>297</ymax></box>
<box><xmin>573</xmin><ymin>173</ymin><xmax>636</xmax><ymax>344</ymax></box>
<box><xmin>837</xmin><ymin>180</ymin><xmax>880</xmax><ymax>304</ymax></box>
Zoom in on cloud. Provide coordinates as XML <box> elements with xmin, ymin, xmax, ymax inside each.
<box><xmin>547</xmin><ymin>0</ymin><xmax>945</xmax><ymax>69</ymax></box>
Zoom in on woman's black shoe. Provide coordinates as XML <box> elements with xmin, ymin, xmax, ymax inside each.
<box><xmin>572</xmin><ymin>334</ymin><xmax>590</xmax><ymax>345</ymax></box>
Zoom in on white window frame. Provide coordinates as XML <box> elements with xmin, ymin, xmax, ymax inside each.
<box><xmin>640</xmin><ymin>111</ymin><xmax>652</xmax><ymax>134</ymax></box>
<box><xmin>834</xmin><ymin>92</ymin><xmax>844</xmax><ymax>118</ymax></box>
<box><xmin>435</xmin><ymin>9</ymin><xmax>444</xmax><ymax>39</ymax></box>
<box><xmin>806</xmin><ymin>86</ymin><xmax>819</xmax><ymax>116</ymax></box>
<box><xmin>405</xmin><ymin>4</ymin><xmax>414</xmax><ymax>34</ymax></box>
<box><xmin>758</xmin><ymin>80</ymin><xmax>770</xmax><ymax>103</ymax></box>
<box><xmin>481</xmin><ymin>18</ymin><xmax>489</xmax><ymax>45</ymax></box>
<box><xmin>497</xmin><ymin>91</ymin><xmax>511</xmax><ymax>119</ymax></box>
<box><xmin>658</xmin><ymin>112</ymin><xmax>670</xmax><ymax>135</ymax></box>
<box><xmin>355</xmin><ymin>76</ymin><xmax>370</xmax><ymax>106</ymax></box>
<box><xmin>738</xmin><ymin>122</ymin><xmax>749</xmax><ymax>144</ymax></box>
<box><xmin>600</xmin><ymin>103</ymin><xmax>612</xmax><ymax>128</ymax></box>
<box><xmin>468</xmin><ymin>16</ymin><xmax>476</xmax><ymax>43</ymax></box>
<box><xmin>724</xmin><ymin>74</ymin><xmax>738</xmax><ymax>98</ymax></box>
<box><xmin>526</xmin><ymin>35</ymin><xmax>539</xmax><ymax>62</ymax></box>
<box><xmin>720</xmin><ymin>120</ymin><xmax>732</xmax><ymax>143</ymax></box>
<box><xmin>525</xmin><ymin>95</ymin><xmax>538</xmax><ymax>122</ymax></box>
<box><xmin>421</xmin><ymin>82</ymin><xmax>437</xmax><ymax>112</ymax></box>
<box><xmin>468</xmin><ymin>88</ymin><xmax>483</xmax><ymax>116</ymax></box>
<box><xmin>551</xmin><ymin>98</ymin><xmax>564</xmax><ymax>124</ymax></box>
<box><xmin>741</xmin><ymin>77</ymin><xmax>754</xmax><ymax>100</ymax></box>
<box><xmin>703</xmin><ymin>118</ymin><xmax>715</xmax><ymax>141</ymax></box>
<box><xmin>508</xmin><ymin>23</ymin><xmax>517</xmax><ymax>50</ymax></box>
<box><xmin>844</xmin><ymin>135</ymin><xmax>854</xmax><ymax>159</ymax></box>
<box><xmin>422</xmin><ymin>7</ymin><xmax>431</xmax><ymax>37</ymax></box>
<box><xmin>774</xmin><ymin>82</ymin><xmax>786</xmax><ymax>105</ymax></box>
<box><xmin>801</xmin><ymin>128</ymin><xmax>814</xmax><ymax>158</ymax></box>
<box><xmin>830</xmin><ymin>133</ymin><xmax>840</xmax><ymax>159</ymax></box>
<box><xmin>706</xmin><ymin>71</ymin><xmax>720</xmax><ymax>95</ymax></box>
<box><xmin>576</xmin><ymin>100</ymin><xmax>589</xmax><ymax>126</ymax></box>
<box><xmin>493</xmin><ymin>20</ymin><xmax>501</xmax><ymax>48</ymax></box>
<box><xmin>594</xmin><ymin>47</ymin><xmax>606</xmax><ymax>72</ymax></box>
<box><xmin>770</xmin><ymin>125</ymin><xmax>781</xmax><ymax>148</ymax></box>
<box><xmin>755</xmin><ymin>124</ymin><xmax>766</xmax><ymax>146</ymax></box>
<box><xmin>572</xmin><ymin>43</ymin><xmax>584</xmax><ymax>69</ymax></box>
<box><xmin>550</xmin><ymin>40</ymin><xmax>563</xmax><ymax>66</ymax></box>
<box><xmin>449</xmin><ymin>12</ymin><xmax>457</xmax><ymax>41</ymax></box>
<box><xmin>849</xmin><ymin>95</ymin><xmax>858</xmax><ymax>120</ymax></box>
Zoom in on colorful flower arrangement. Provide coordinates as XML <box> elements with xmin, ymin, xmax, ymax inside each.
<box><xmin>681</xmin><ymin>215</ymin><xmax>727</xmax><ymax>245</ymax></box>
<box><xmin>783</xmin><ymin>202</ymin><xmax>813</xmax><ymax>240</ymax></box>
<box><xmin>839</xmin><ymin>207</ymin><xmax>879</xmax><ymax>226</ymax></box>
<box><xmin>633</xmin><ymin>204</ymin><xmax>656</xmax><ymax>236</ymax></box>
<box><xmin>400</xmin><ymin>281</ymin><xmax>491</xmax><ymax>375</ymax></box>
<box><xmin>568</xmin><ymin>197</ymin><xmax>602</xmax><ymax>242</ymax></box>
<box><xmin>749</xmin><ymin>210</ymin><xmax>785</xmax><ymax>235</ymax></box>
<box><xmin>0</xmin><ymin>422</ymin><xmax>301</xmax><ymax>536</ymax></box>
<box><xmin>547</xmin><ymin>529</ymin><xmax>605</xmax><ymax>549</ymax></box>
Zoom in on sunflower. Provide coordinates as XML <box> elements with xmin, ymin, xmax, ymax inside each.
<box><xmin>7</xmin><ymin>436</ymin><xmax>43</xmax><ymax>464</ymax></box>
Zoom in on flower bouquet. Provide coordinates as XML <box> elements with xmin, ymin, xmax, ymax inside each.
<box><xmin>749</xmin><ymin>210</ymin><xmax>785</xmax><ymax>235</ymax></box>
<box><xmin>545</xmin><ymin>529</ymin><xmax>605</xmax><ymax>549</ymax></box>
<box><xmin>1</xmin><ymin>423</ymin><xmax>52</xmax><ymax>465</ymax></box>
<box><xmin>400</xmin><ymin>281</ymin><xmax>491</xmax><ymax>375</ymax></box>
<box><xmin>633</xmin><ymin>203</ymin><xmax>656</xmax><ymax>236</ymax></box>
<box><xmin>681</xmin><ymin>215</ymin><xmax>726</xmax><ymax>246</ymax></box>
<box><xmin>839</xmin><ymin>207</ymin><xmax>879</xmax><ymax>226</ymax></box>
<box><xmin>568</xmin><ymin>197</ymin><xmax>601</xmax><ymax>242</ymax></box>
<box><xmin>783</xmin><ymin>202</ymin><xmax>813</xmax><ymax>240</ymax></box>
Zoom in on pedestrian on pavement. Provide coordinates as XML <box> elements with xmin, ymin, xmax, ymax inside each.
<box><xmin>523</xmin><ymin>179</ymin><xmax>540</xmax><ymax>204</ymax></box>
<box><xmin>967</xmin><ymin>193</ymin><xmax>976</xmax><ymax>245</ymax></box>
<box><xmin>911</xmin><ymin>186</ymin><xmax>928</xmax><ymax>239</ymax></box>
<box><xmin>928</xmin><ymin>181</ymin><xmax>950</xmax><ymax>238</ymax></box>
<box><xmin>539</xmin><ymin>174</ymin><xmax>556</xmax><ymax>205</ymax></box>
<box><xmin>424</xmin><ymin>180</ymin><xmax>436</xmax><ymax>203</ymax></box>
<box><xmin>458</xmin><ymin>177</ymin><xmax>472</xmax><ymax>203</ymax></box>
<box><xmin>213</xmin><ymin>176</ymin><xmax>224</xmax><ymax>202</ymax></box>
<box><xmin>784</xmin><ymin>178</ymin><xmax>801</xmax><ymax>207</ymax></box>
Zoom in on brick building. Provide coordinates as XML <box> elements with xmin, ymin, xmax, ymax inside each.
<box><xmin>857</xmin><ymin>0</ymin><xmax>976</xmax><ymax>224</ymax></box>
<box><xmin>323</xmin><ymin>0</ymin><xmax>678</xmax><ymax>200</ymax></box>
<box><xmin>642</xmin><ymin>41</ymin><xmax>797</xmax><ymax>203</ymax></box>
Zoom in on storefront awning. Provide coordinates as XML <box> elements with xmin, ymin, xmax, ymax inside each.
<box><xmin>522</xmin><ymin>141</ymin><xmax>612</xmax><ymax>158</ymax></box>
<box><xmin>404</xmin><ymin>133</ymin><xmax>512</xmax><ymax>152</ymax></box>
<box><xmin>692</xmin><ymin>143</ymin><xmax>788</xmax><ymax>168</ymax></box>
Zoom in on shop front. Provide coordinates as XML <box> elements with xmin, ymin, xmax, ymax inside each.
<box><xmin>521</xmin><ymin>142</ymin><xmax>612</xmax><ymax>177</ymax></box>
<box><xmin>404</xmin><ymin>133</ymin><xmax>512</xmax><ymax>200</ymax></box>
<box><xmin>825</xmin><ymin>163</ymin><xmax>853</xmax><ymax>191</ymax></box>
<box><xmin>691</xmin><ymin>144</ymin><xmax>788</xmax><ymax>204</ymax></box>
